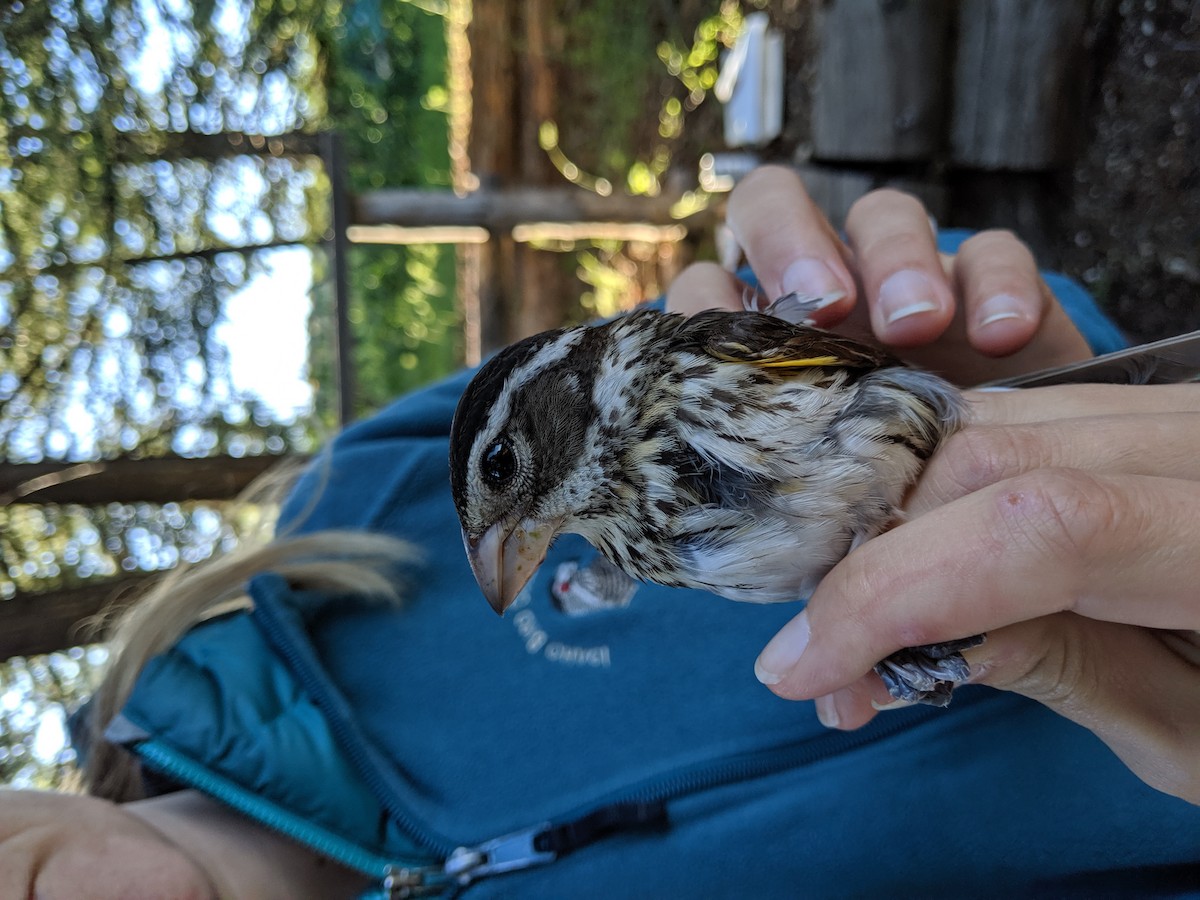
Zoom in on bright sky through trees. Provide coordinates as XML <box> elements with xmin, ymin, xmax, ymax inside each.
<box><xmin>121</xmin><ymin>1</ymin><xmax>315</xmax><ymax>427</ymax></box>
<box><xmin>215</xmin><ymin>246</ymin><xmax>313</xmax><ymax>421</ymax></box>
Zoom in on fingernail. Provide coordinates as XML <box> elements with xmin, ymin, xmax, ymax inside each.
<box><xmin>877</xmin><ymin>269</ymin><xmax>940</xmax><ymax>325</ymax></box>
<box><xmin>814</xmin><ymin>694</ymin><xmax>840</xmax><ymax>728</ymax></box>
<box><xmin>780</xmin><ymin>257</ymin><xmax>846</xmax><ymax>303</ymax></box>
<box><xmin>755</xmin><ymin>609</ymin><xmax>810</xmax><ymax>686</ymax></box>
<box><xmin>976</xmin><ymin>293</ymin><xmax>1030</xmax><ymax>329</ymax></box>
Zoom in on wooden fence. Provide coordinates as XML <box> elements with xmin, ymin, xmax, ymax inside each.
<box><xmin>2</xmin><ymin>0</ymin><xmax>1100</xmax><ymax>658</ymax></box>
<box><xmin>788</xmin><ymin>0</ymin><xmax>1093</xmax><ymax>259</ymax></box>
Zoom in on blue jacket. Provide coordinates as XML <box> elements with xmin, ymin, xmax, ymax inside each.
<box><xmin>110</xmin><ymin>246</ymin><xmax>1200</xmax><ymax>897</ymax></box>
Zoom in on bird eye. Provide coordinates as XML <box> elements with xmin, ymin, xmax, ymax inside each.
<box><xmin>481</xmin><ymin>440</ymin><xmax>516</xmax><ymax>487</ymax></box>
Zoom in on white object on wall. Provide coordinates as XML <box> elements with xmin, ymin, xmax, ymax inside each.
<box><xmin>714</xmin><ymin>12</ymin><xmax>783</xmax><ymax>148</ymax></box>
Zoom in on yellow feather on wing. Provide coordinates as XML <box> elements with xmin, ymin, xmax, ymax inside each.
<box><xmin>708</xmin><ymin>350</ymin><xmax>842</xmax><ymax>368</ymax></box>
<box><xmin>678</xmin><ymin>309</ymin><xmax>897</xmax><ymax>372</ymax></box>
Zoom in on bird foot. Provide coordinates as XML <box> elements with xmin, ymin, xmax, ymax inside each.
<box><xmin>873</xmin><ymin>635</ymin><xmax>986</xmax><ymax>708</ymax></box>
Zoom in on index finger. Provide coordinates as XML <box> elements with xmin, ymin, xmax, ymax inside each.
<box><xmin>726</xmin><ymin>166</ymin><xmax>857</xmax><ymax>321</ymax></box>
<box><xmin>756</xmin><ymin>469</ymin><xmax>1200</xmax><ymax>700</ymax></box>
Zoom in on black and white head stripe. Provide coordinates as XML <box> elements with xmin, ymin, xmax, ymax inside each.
<box><xmin>449</xmin><ymin>327</ymin><xmax>585</xmax><ymax>511</ymax></box>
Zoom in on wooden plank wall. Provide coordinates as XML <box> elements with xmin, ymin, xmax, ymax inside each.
<box><xmin>796</xmin><ymin>0</ymin><xmax>1094</xmax><ymax>257</ymax></box>
<box><xmin>812</xmin><ymin>1</ymin><xmax>952</xmax><ymax>164</ymax></box>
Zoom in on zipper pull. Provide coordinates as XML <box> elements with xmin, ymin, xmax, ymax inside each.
<box><xmin>443</xmin><ymin>801</ymin><xmax>668</xmax><ymax>887</ymax></box>
<box><xmin>376</xmin><ymin>863</ymin><xmax>450</xmax><ymax>899</ymax></box>
<box><xmin>443</xmin><ymin>822</ymin><xmax>557</xmax><ymax>885</ymax></box>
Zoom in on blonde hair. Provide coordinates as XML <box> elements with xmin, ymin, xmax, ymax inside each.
<box><xmin>84</xmin><ymin>458</ymin><xmax>415</xmax><ymax>801</ymax></box>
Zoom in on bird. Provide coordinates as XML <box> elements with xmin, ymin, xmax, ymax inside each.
<box><xmin>449</xmin><ymin>300</ymin><xmax>981</xmax><ymax>706</ymax></box>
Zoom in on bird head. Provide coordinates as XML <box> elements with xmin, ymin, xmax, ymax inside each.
<box><xmin>449</xmin><ymin>326</ymin><xmax>600</xmax><ymax>615</ymax></box>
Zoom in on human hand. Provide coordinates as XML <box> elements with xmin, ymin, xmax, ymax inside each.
<box><xmin>753</xmin><ymin>383</ymin><xmax>1200</xmax><ymax>805</ymax></box>
<box><xmin>666</xmin><ymin>164</ymin><xmax>1092</xmax><ymax>383</ymax></box>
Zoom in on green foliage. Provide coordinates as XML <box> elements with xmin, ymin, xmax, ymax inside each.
<box><xmin>0</xmin><ymin>0</ymin><xmax>333</xmax><ymax>787</ymax></box>
<box><xmin>556</xmin><ymin>0</ymin><xmax>673</xmax><ymax>179</ymax></box>
<box><xmin>548</xmin><ymin>0</ymin><xmax>739</xmax><ymax>196</ymax></box>
<box><xmin>342</xmin><ymin>243</ymin><xmax>459</xmax><ymax>413</ymax></box>
<box><xmin>310</xmin><ymin>0</ymin><xmax>459</xmax><ymax>423</ymax></box>
<box><xmin>322</xmin><ymin>0</ymin><xmax>450</xmax><ymax>188</ymax></box>
<box><xmin>0</xmin><ymin>500</ymin><xmax>256</xmax><ymax>601</ymax></box>
<box><xmin>0</xmin><ymin>0</ymin><xmax>329</xmax><ymax>462</ymax></box>
<box><xmin>524</xmin><ymin>1</ymin><xmax>740</xmax><ymax>324</ymax></box>
<box><xmin>0</xmin><ymin>648</ymin><xmax>110</xmax><ymax>788</ymax></box>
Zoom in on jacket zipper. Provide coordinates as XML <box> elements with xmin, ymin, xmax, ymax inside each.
<box><xmin>134</xmin><ymin>692</ymin><xmax>984</xmax><ymax>896</ymax></box>
<box><xmin>245</xmin><ymin>588</ymin><xmax>995</xmax><ymax>894</ymax></box>
<box><xmin>437</xmin><ymin>700</ymin><xmax>965</xmax><ymax>889</ymax></box>
<box><xmin>132</xmin><ymin>736</ymin><xmax>450</xmax><ymax>897</ymax></box>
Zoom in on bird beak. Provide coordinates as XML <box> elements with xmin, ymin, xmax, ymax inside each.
<box><xmin>464</xmin><ymin>518</ymin><xmax>560</xmax><ymax>615</ymax></box>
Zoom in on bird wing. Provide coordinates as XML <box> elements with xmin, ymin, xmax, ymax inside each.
<box><xmin>680</xmin><ymin>309</ymin><xmax>896</xmax><ymax>371</ymax></box>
